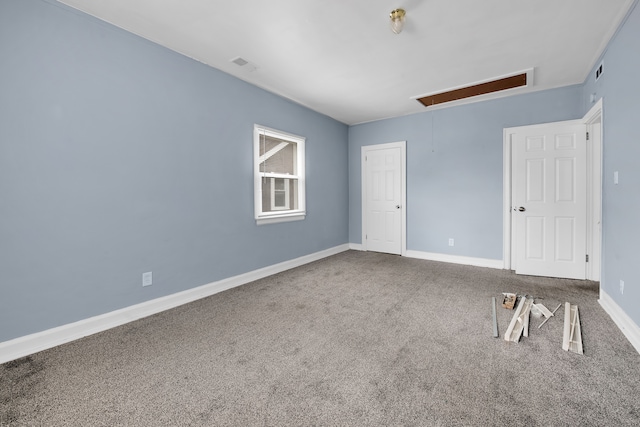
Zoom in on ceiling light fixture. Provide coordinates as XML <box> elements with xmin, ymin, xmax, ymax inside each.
<box><xmin>390</xmin><ymin>8</ymin><xmax>406</xmax><ymax>34</ymax></box>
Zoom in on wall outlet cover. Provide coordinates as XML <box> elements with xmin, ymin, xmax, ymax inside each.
<box><xmin>143</xmin><ymin>272</ymin><xmax>153</xmax><ymax>287</ymax></box>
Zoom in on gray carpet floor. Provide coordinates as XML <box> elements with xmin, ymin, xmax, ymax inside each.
<box><xmin>2</xmin><ymin>250</ymin><xmax>640</xmax><ymax>426</ymax></box>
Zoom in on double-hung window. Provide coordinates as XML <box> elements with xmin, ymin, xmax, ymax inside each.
<box><xmin>254</xmin><ymin>125</ymin><xmax>305</xmax><ymax>225</ymax></box>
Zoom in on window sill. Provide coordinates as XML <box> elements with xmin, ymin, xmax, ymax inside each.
<box><xmin>256</xmin><ymin>213</ymin><xmax>306</xmax><ymax>226</ymax></box>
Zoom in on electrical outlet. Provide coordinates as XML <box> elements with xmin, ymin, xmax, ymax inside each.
<box><xmin>448</xmin><ymin>238</ymin><xmax>454</xmax><ymax>247</ymax></box>
<box><xmin>614</xmin><ymin>171</ymin><xmax>619</xmax><ymax>185</ymax></box>
<box><xmin>142</xmin><ymin>271</ymin><xmax>153</xmax><ymax>287</ymax></box>
<box><xmin>620</xmin><ymin>280</ymin><xmax>624</xmax><ymax>295</ymax></box>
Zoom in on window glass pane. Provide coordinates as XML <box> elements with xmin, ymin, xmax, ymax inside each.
<box><xmin>261</xmin><ymin>178</ymin><xmax>298</xmax><ymax>213</ymax></box>
<box><xmin>274</xmin><ymin>191</ymin><xmax>286</xmax><ymax>207</ymax></box>
<box><xmin>259</xmin><ymin>136</ymin><xmax>297</xmax><ymax>175</ymax></box>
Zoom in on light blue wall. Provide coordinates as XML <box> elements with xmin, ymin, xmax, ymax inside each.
<box><xmin>0</xmin><ymin>0</ymin><xmax>349</xmax><ymax>342</ymax></box>
<box><xmin>349</xmin><ymin>87</ymin><xmax>583</xmax><ymax>259</ymax></box>
<box><xmin>581</xmin><ymin>1</ymin><xmax>640</xmax><ymax>326</ymax></box>
<box><xmin>3</xmin><ymin>0</ymin><xmax>637</xmax><ymax>346</ymax></box>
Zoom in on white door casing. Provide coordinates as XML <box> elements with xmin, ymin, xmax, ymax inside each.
<box><xmin>583</xmin><ymin>100</ymin><xmax>603</xmax><ymax>282</ymax></box>
<box><xmin>362</xmin><ymin>141</ymin><xmax>406</xmax><ymax>255</ymax></box>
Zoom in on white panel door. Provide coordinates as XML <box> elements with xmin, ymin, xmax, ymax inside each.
<box><xmin>364</xmin><ymin>146</ymin><xmax>402</xmax><ymax>255</ymax></box>
<box><xmin>512</xmin><ymin>123</ymin><xmax>587</xmax><ymax>279</ymax></box>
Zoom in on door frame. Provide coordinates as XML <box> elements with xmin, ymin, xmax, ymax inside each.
<box><xmin>361</xmin><ymin>141</ymin><xmax>407</xmax><ymax>256</ymax></box>
<box><xmin>583</xmin><ymin>100</ymin><xmax>603</xmax><ymax>281</ymax></box>
<box><xmin>502</xmin><ymin>99</ymin><xmax>603</xmax><ymax>280</ymax></box>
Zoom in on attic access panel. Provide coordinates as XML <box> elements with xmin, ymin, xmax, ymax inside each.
<box><xmin>417</xmin><ymin>73</ymin><xmax>527</xmax><ymax>107</ymax></box>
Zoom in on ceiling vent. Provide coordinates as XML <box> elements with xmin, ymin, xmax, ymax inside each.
<box><xmin>414</xmin><ymin>69</ymin><xmax>533</xmax><ymax>108</ymax></box>
<box><xmin>231</xmin><ymin>57</ymin><xmax>249</xmax><ymax>66</ymax></box>
<box><xmin>229</xmin><ymin>56</ymin><xmax>258</xmax><ymax>72</ymax></box>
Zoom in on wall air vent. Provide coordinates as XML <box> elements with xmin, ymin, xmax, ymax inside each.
<box><xmin>414</xmin><ymin>69</ymin><xmax>533</xmax><ymax>108</ymax></box>
<box><xmin>595</xmin><ymin>62</ymin><xmax>604</xmax><ymax>81</ymax></box>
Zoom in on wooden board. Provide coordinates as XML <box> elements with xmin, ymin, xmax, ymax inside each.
<box><xmin>534</xmin><ymin>303</ymin><xmax>554</xmax><ymax>318</ymax></box>
<box><xmin>562</xmin><ymin>302</ymin><xmax>583</xmax><ymax>354</ymax></box>
<box><xmin>504</xmin><ymin>296</ymin><xmax>526</xmax><ymax>342</ymax></box>
<box><xmin>505</xmin><ymin>297</ymin><xmax>533</xmax><ymax>343</ymax></box>
<box><xmin>538</xmin><ymin>303</ymin><xmax>562</xmax><ymax>329</ymax></box>
<box><xmin>510</xmin><ymin>298</ymin><xmax>533</xmax><ymax>342</ymax></box>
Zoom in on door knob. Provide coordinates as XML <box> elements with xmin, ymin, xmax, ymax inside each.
<box><xmin>518</xmin><ymin>206</ymin><xmax>526</xmax><ymax>212</ymax></box>
<box><xmin>396</xmin><ymin>205</ymin><xmax>401</xmax><ymax>209</ymax></box>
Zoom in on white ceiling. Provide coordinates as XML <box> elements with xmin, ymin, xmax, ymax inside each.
<box><xmin>58</xmin><ymin>0</ymin><xmax>634</xmax><ymax>125</ymax></box>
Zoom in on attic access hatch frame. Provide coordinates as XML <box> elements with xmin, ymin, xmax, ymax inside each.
<box><xmin>412</xmin><ymin>69</ymin><xmax>534</xmax><ymax>109</ymax></box>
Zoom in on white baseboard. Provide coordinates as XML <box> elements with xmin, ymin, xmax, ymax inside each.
<box><xmin>0</xmin><ymin>244</ymin><xmax>350</xmax><ymax>365</ymax></box>
<box><xmin>349</xmin><ymin>243</ymin><xmax>363</xmax><ymax>251</ymax></box>
<box><xmin>405</xmin><ymin>250</ymin><xmax>504</xmax><ymax>269</ymax></box>
<box><xmin>599</xmin><ymin>290</ymin><xmax>640</xmax><ymax>355</ymax></box>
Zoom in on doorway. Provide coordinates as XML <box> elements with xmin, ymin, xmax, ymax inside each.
<box><xmin>361</xmin><ymin>141</ymin><xmax>407</xmax><ymax>255</ymax></box>
<box><xmin>503</xmin><ymin>100</ymin><xmax>603</xmax><ymax>280</ymax></box>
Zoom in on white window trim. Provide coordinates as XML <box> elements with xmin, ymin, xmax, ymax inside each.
<box><xmin>254</xmin><ymin>125</ymin><xmax>306</xmax><ymax>225</ymax></box>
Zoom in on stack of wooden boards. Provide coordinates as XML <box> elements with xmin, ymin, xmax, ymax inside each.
<box><xmin>492</xmin><ymin>295</ymin><xmax>583</xmax><ymax>354</ymax></box>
